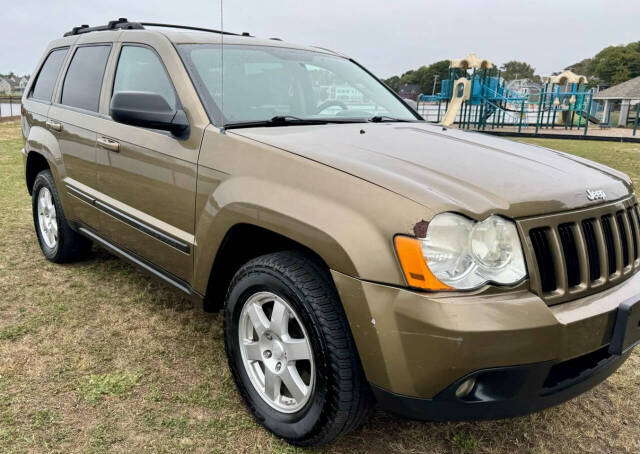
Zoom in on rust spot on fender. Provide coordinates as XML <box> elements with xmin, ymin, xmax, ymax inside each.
<box><xmin>413</xmin><ymin>220</ymin><xmax>429</xmax><ymax>238</ymax></box>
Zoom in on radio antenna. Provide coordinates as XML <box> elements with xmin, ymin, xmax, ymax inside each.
<box><xmin>220</xmin><ymin>0</ymin><xmax>225</xmax><ymax>131</ymax></box>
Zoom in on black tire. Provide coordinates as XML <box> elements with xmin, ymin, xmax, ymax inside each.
<box><xmin>32</xmin><ymin>170</ymin><xmax>92</xmax><ymax>263</ymax></box>
<box><xmin>224</xmin><ymin>250</ymin><xmax>374</xmax><ymax>446</ymax></box>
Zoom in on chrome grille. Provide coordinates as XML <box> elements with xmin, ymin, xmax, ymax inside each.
<box><xmin>518</xmin><ymin>197</ymin><xmax>640</xmax><ymax>305</ymax></box>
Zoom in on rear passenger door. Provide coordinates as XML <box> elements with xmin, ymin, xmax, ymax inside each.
<box><xmin>94</xmin><ymin>44</ymin><xmax>198</xmax><ymax>282</ymax></box>
<box><xmin>23</xmin><ymin>46</ymin><xmax>69</xmax><ymax>144</ymax></box>
<box><xmin>48</xmin><ymin>44</ymin><xmax>112</xmax><ymax>229</ymax></box>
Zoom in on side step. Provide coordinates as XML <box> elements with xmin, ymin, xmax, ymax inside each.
<box><xmin>78</xmin><ymin>226</ymin><xmax>203</xmax><ymax>303</ymax></box>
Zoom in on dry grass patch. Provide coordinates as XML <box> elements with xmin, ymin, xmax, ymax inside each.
<box><xmin>0</xmin><ymin>120</ymin><xmax>639</xmax><ymax>453</ymax></box>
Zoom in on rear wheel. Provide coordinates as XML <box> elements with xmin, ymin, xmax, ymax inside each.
<box><xmin>224</xmin><ymin>251</ymin><xmax>373</xmax><ymax>446</ymax></box>
<box><xmin>32</xmin><ymin>170</ymin><xmax>91</xmax><ymax>262</ymax></box>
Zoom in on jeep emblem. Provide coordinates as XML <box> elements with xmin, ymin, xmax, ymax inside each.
<box><xmin>586</xmin><ymin>189</ymin><xmax>606</xmax><ymax>201</ymax></box>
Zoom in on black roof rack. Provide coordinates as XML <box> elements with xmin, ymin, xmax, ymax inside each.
<box><xmin>64</xmin><ymin>18</ymin><xmax>143</xmax><ymax>36</ymax></box>
<box><xmin>63</xmin><ymin>18</ymin><xmax>248</xmax><ymax>38</ymax></box>
<box><xmin>141</xmin><ymin>22</ymin><xmax>245</xmax><ymax>37</ymax></box>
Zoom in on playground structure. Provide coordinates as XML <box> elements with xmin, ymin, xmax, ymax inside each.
<box><xmin>417</xmin><ymin>54</ymin><xmax>596</xmax><ymax>136</ymax></box>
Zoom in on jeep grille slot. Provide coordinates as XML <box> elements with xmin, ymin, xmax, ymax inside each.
<box><xmin>627</xmin><ymin>208</ymin><xmax>638</xmax><ymax>261</ymax></box>
<box><xmin>518</xmin><ymin>197</ymin><xmax>640</xmax><ymax>305</ymax></box>
<box><xmin>600</xmin><ymin>215</ymin><xmax>617</xmax><ymax>276</ymax></box>
<box><xmin>616</xmin><ymin>212</ymin><xmax>630</xmax><ymax>267</ymax></box>
<box><xmin>529</xmin><ymin>228</ymin><xmax>557</xmax><ymax>293</ymax></box>
<box><xmin>582</xmin><ymin>219</ymin><xmax>601</xmax><ymax>282</ymax></box>
<box><xmin>558</xmin><ymin>223</ymin><xmax>581</xmax><ymax>288</ymax></box>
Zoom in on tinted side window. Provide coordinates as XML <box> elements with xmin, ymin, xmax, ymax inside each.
<box><xmin>113</xmin><ymin>46</ymin><xmax>176</xmax><ymax>109</ymax></box>
<box><xmin>60</xmin><ymin>45</ymin><xmax>111</xmax><ymax>112</ymax></box>
<box><xmin>30</xmin><ymin>48</ymin><xmax>68</xmax><ymax>102</ymax></box>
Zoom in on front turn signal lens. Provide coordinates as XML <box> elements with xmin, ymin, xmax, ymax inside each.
<box><xmin>394</xmin><ymin>236</ymin><xmax>452</xmax><ymax>291</ymax></box>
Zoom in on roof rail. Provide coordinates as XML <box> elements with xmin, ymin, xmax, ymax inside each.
<box><xmin>140</xmin><ymin>22</ymin><xmax>246</xmax><ymax>37</ymax></box>
<box><xmin>63</xmin><ymin>18</ymin><xmax>143</xmax><ymax>37</ymax></box>
<box><xmin>63</xmin><ymin>19</ymin><xmax>248</xmax><ymax>38</ymax></box>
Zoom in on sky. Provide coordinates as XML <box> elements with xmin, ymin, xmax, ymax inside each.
<box><xmin>2</xmin><ymin>0</ymin><xmax>639</xmax><ymax>79</ymax></box>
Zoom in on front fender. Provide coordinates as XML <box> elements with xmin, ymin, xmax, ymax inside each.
<box><xmin>192</xmin><ymin>170</ymin><xmax>396</xmax><ymax>293</ymax></box>
<box><xmin>192</xmin><ymin>125</ymin><xmax>434</xmax><ymax>294</ymax></box>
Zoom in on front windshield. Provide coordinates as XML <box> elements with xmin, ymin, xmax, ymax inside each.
<box><xmin>177</xmin><ymin>44</ymin><xmax>419</xmax><ymax>125</ymax></box>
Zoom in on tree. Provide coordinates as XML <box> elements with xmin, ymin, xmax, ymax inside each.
<box><xmin>565</xmin><ymin>58</ymin><xmax>592</xmax><ymax>77</ymax></box>
<box><xmin>398</xmin><ymin>68</ymin><xmax>422</xmax><ymax>85</ymax></box>
<box><xmin>588</xmin><ymin>44</ymin><xmax>640</xmax><ymax>85</ymax></box>
<box><xmin>499</xmin><ymin>61</ymin><xmax>535</xmax><ymax>81</ymax></box>
<box><xmin>628</xmin><ymin>41</ymin><xmax>640</xmax><ymax>54</ymax></box>
<box><xmin>384</xmin><ymin>60</ymin><xmax>451</xmax><ymax>95</ymax></box>
<box><xmin>384</xmin><ymin>75</ymin><xmax>400</xmax><ymax>92</ymax></box>
<box><xmin>417</xmin><ymin>60</ymin><xmax>451</xmax><ymax>94</ymax></box>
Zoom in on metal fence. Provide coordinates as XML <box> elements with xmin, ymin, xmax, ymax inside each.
<box><xmin>0</xmin><ymin>96</ymin><xmax>22</xmax><ymax>118</ymax></box>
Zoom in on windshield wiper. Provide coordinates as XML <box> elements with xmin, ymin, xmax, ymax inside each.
<box><xmin>368</xmin><ymin>115</ymin><xmax>412</xmax><ymax>123</ymax></box>
<box><xmin>270</xmin><ymin>115</ymin><xmax>318</xmax><ymax>124</ymax></box>
<box><xmin>224</xmin><ymin>115</ymin><xmax>365</xmax><ymax>130</ymax></box>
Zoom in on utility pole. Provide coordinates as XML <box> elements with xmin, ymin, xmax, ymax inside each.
<box><xmin>432</xmin><ymin>74</ymin><xmax>439</xmax><ymax>95</ymax></box>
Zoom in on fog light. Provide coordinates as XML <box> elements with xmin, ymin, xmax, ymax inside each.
<box><xmin>455</xmin><ymin>377</ymin><xmax>476</xmax><ymax>398</ymax></box>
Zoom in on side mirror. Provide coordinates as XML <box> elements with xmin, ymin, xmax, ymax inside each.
<box><xmin>110</xmin><ymin>91</ymin><xmax>189</xmax><ymax>137</ymax></box>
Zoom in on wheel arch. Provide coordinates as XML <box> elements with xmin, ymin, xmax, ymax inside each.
<box><xmin>23</xmin><ymin>123</ymin><xmax>65</xmax><ymax>193</ymax></box>
<box><xmin>200</xmin><ymin>219</ymin><xmax>350</xmax><ymax>312</ymax></box>
<box><xmin>25</xmin><ymin>151</ymin><xmax>51</xmax><ymax>195</ymax></box>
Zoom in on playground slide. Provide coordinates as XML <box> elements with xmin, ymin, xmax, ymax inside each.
<box><xmin>441</xmin><ymin>96</ymin><xmax>463</xmax><ymax>127</ymax></box>
<box><xmin>441</xmin><ymin>77</ymin><xmax>471</xmax><ymax>127</ymax></box>
<box><xmin>579</xmin><ymin>110</ymin><xmax>600</xmax><ymax>124</ymax></box>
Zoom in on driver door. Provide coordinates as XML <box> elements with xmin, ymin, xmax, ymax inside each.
<box><xmin>93</xmin><ymin>43</ymin><xmax>199</xmax><ymax>281</ymax></box>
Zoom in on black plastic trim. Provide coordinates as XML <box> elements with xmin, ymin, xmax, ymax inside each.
<box><xmin>609</xmin><ymin>296</ymin><xmax>640</xmax><ymax>355</ymax></box>
<box><xmin>77</xmin><ymin>226</ymin><xmax>198</xmax><ymax>300</ymax></box>
<box><xmin>372</xmin><ymin>347</ymin><xmax>632</xmax><ymax>421</ymax></box>
<box><xmin>94</xmin><ymin>200</ymin><xmax>190</xmax><ymax>254</ymax></box>
<box><xmin>65</xmin><ymin>184</ymin><xmax>95</xmax><ymax>205</ymax></box>
<box><xmin>141</xmin><ymin>22</ymin><xmax>241</xmax><ymax>36</ymax></box>
<box><xmin>65</xmin><ymin>183</ymin><xmax>190</xmax><ymax>254</ymax></box>
<box><xmin>64</xmin><ymin>18</ymin><xmax>144</xmax><ymax>37</ymax></box>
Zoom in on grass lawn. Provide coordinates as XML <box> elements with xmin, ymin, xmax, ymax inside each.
<box><xmin>0</xmin><ymin>120</ymin><xmax>639</xmax><ymax>453</ymax></box>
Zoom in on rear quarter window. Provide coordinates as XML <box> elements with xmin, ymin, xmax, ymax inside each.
<box><xmin>29</xmin><ymin>48</ymin><xmax>68</xmax><ymax>102</ymax></box>
<box><xmin>60</xmin><ymin>45</ymin><xmax>111</xmax><ymax>112</ymax></box>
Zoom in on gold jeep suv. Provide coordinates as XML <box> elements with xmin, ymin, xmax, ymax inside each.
<box><xmin>21</xmin><ymin>18</ymin><xmax>640</xmax><ymax>446</ymax></box>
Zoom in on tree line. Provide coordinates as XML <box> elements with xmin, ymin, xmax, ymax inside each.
<box><xmin>566</xmin><ymin>41</ymin><xmax>640</xmax><ymax>86</ymax></box>
<box><xmin>384</xmin><ymin>40</ymin><xmax>640</xmax><ymax>94</ymax></box>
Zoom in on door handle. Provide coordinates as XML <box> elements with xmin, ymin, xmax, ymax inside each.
<box><xmin>97</xmin><ymin>137</ymin><xmax>120</xmax><ymax>152</ymax></box>
<box><xmin>45</xmin><ymin>120</ymin><xmax>63</xmax><ymax>132</ymax></box>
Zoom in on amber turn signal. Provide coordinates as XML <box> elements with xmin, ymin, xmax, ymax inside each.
<box><xmin>394</xmin><ymin>235</ymin><xmax>452</xmax><ymax>291</ymax></box>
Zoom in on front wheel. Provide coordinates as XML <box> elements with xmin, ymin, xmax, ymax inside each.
<box><xmin>224</xmin><ymin>251</ymin><xmax>373</xmax><ymax>446</ymax></box>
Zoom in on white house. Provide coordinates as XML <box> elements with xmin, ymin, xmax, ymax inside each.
<box><xmin>0</xmin><ymin>77</ymin><xmax>12</xmax><ymax>95</ymax></box>
<box><xmin>15</xmin><ymin>76</ymin><xmax>29</xmax><ymax>94</ymax></box>
<box><xmin>594</xmin><ymin>76</ymin><xmax>640</xmax><ymax>126</ymax></box>
<box><xmin>0</xmin><ymin>74</ymin><xmax>30</xmax><ymax>95</ymax></box>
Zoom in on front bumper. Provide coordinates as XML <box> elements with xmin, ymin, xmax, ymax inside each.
<box><xmin>371</xmin><ymin>346</ymin><xmax>631</xmax><ymax>421</ymax></box>
<box><xmin>332</xmin><ymin>269</ymin><xmax>640</xmax><ymax>417</ymax></box>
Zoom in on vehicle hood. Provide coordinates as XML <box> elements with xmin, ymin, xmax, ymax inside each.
<box><xmin>230</xmin><ymin>122</ymin><xmax>634</xmax><ymax>218</ymax></box>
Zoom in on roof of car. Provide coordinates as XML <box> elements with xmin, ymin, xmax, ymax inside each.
<box><xmin>159</xmin><ymin>29</ymin><xmax>339</xmax><ymax>53</ymax></box>
<box><xmin>58</xmin><ymin>18</ymin><xmax>345</xmax><ymax>58</ymax></box>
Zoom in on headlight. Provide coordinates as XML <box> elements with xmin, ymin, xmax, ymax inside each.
<box><xmin>394</xmin><ymin>213</ymin><xmax>527</xmax><ymax>290</ymax></box>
